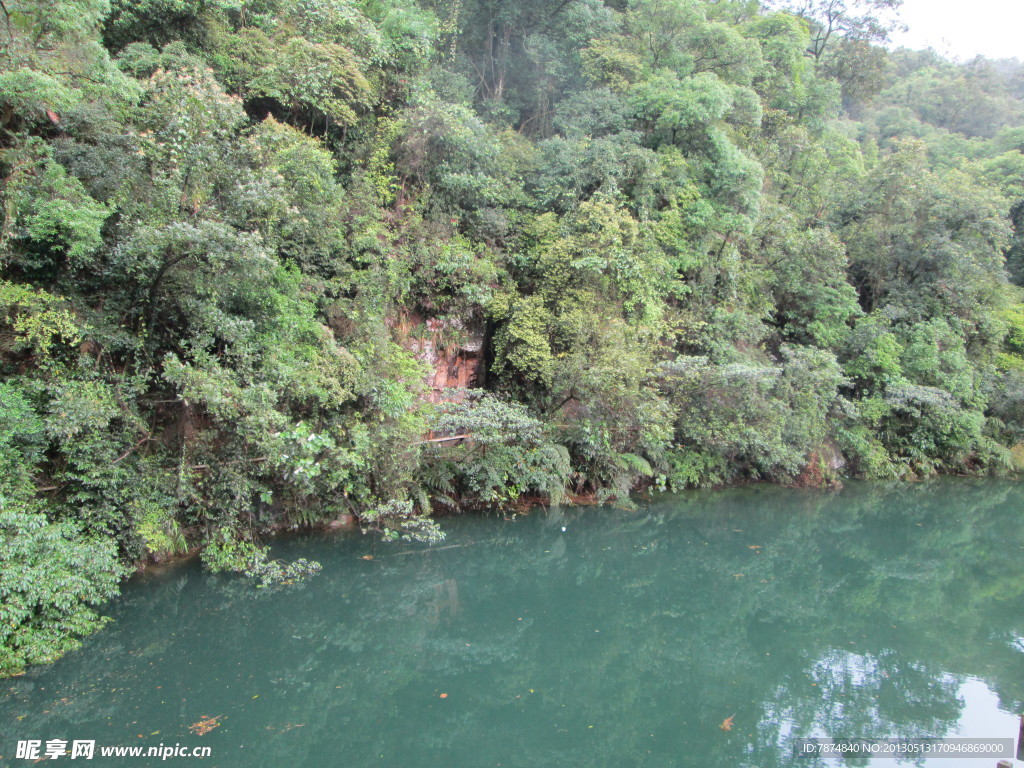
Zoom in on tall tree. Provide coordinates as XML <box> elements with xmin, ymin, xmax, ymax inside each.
<box><xmin>767</xmin><ymin>0</ymin><xmax>904</xmax><ymax>62</ymax></box>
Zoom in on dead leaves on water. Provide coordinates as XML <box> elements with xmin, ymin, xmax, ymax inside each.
<box><xmin>189</xmin><ymin>715</ymin><xmax>222</xmax><ymax>735</ymax></box>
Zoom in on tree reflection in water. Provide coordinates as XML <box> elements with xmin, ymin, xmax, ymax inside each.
<box><xmin>2</xmin><ymin>479</ymin><xmax>1023</xmax><ymax>768</ymax></box>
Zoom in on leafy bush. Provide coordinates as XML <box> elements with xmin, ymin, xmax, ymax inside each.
<box><xmin>420</xmin><ymin>392</ymin><xmax>571</xmax><ymax>509</ymax></box>
<box><xmin>0</xmin><ymin>505</ymin><xmax>124</xmax><ymax>676</ymax></box>
<box><xmin>659</xmin><ymin>347</ymin><xmax>844</xmax><ymax>486</ymax></box>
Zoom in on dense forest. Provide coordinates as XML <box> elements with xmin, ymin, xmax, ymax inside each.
<box><xmin>2</xmin><ymin>0</ymin><xmax>1024</xmax><ymax>674</ymax></box>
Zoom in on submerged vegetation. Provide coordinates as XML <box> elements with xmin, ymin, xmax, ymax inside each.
<box><xmin>1</xmin><ymin>0</ymin><xmax>1023</xmax><ymax>672</ymax></box>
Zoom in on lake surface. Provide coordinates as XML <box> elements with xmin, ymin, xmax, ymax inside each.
<box><xmin>3</xmin><ymin>480</ymin><xmax>1024</xmax><ymax>767</ymax></box>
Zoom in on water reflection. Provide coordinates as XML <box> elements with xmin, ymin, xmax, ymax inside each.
<box><xmin>1</xmin><ymin>480</ymin><xmax>1023</xmax><ymax>767</ymax></box>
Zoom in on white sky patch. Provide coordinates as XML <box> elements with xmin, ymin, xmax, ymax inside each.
<box><xmin>890</xmin><ymin>0</ymin><xmax>1024</xmax><ymax>61</ymax></box>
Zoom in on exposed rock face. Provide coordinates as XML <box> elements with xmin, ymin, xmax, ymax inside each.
<box><xmin>794</xmin><ymin>441</ymin><xmax>847</xmax><ymax>488</ymax></box>
<box><xmin>404</xmin><ymin>316</ymin><xmax>486</xmax><ymax>403</ymax></box>
<box><xmin>821</xmin><ymin>440</ymin><xmax>847</xmax><ymax>472</ymax></box>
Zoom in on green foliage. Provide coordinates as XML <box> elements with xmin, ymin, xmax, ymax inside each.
<box><xmin>248</xmin><ymin>36</ymin><xmax>372</xmax><ymax>128</ymax></box>
<box><xmin>132</xmin><ymin>494</ymin><xmax>187</xmax><ymax>559</ymax></box>
<box><xmin>202</xmin><ymin>528</ymin><xmax>322</xmax><ymax>586</ymax></box>
<box><xmin>2</xmin><ymin>0</ymin><xmax>1024</xmax><ymax>677</ymax></box>
<box><xmin>0</xmin><ymin>381</ymin><xmax>46</xmax><ymax>500</ymax></box>
<box><xmin>104</xmin><ymin>0</ymin><xmax>228</xmax><ymax>51</ymax></box>
<box><xmin>0</xmin><ymin>0</ymin><xmax>139</xmax><ymax>139</ymax></box>
<box><xmin>0</xmin><ymin>280</ymin><xmax>81</xmax><ymax>358</ymax></box>
<box><xmin>0</xmin><ymin>503</ymin><xmax>124</xmax><ymax>676</ymax></box>
<box><xmin>659</xmin><ymin>347</ymin><xmax>844</xmax><ymax>486</ymax></box>
<box><xmin>361</xmin><ymin>499</ymin><xmax>445</xmax><ymax>543</ymax></box>
<box><xmin>1</xmin><ymin>142</ymin><xmax>111</xmax><ymax>270</ymax></box>
<box><xmin>420</xmin><ymin>392</ymin><xmax>570</xmax><ymax>509</ymax></box>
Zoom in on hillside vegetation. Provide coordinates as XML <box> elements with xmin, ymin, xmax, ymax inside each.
<box><xmin>2</xmin><ymin>0</ymin><xmax>1024</xmax><ymax>673</ymax></box>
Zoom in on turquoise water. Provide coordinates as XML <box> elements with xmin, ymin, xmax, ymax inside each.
<box><xmin>2</xmin><ymin>480</ymin><xmax>1024</xmax><ymax>767</ymax></box>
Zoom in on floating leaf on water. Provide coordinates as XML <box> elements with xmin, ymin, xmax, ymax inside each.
<box><xmin>189</xmin><ymin>715</ymin><xmax>223</xmax><ymax>735</ymax></box>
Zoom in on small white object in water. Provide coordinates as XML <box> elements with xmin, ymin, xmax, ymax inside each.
<box><xmin>561</xmin><ymin>526</ymin><xmax>567</xmax><ymax>532</ymax></box>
